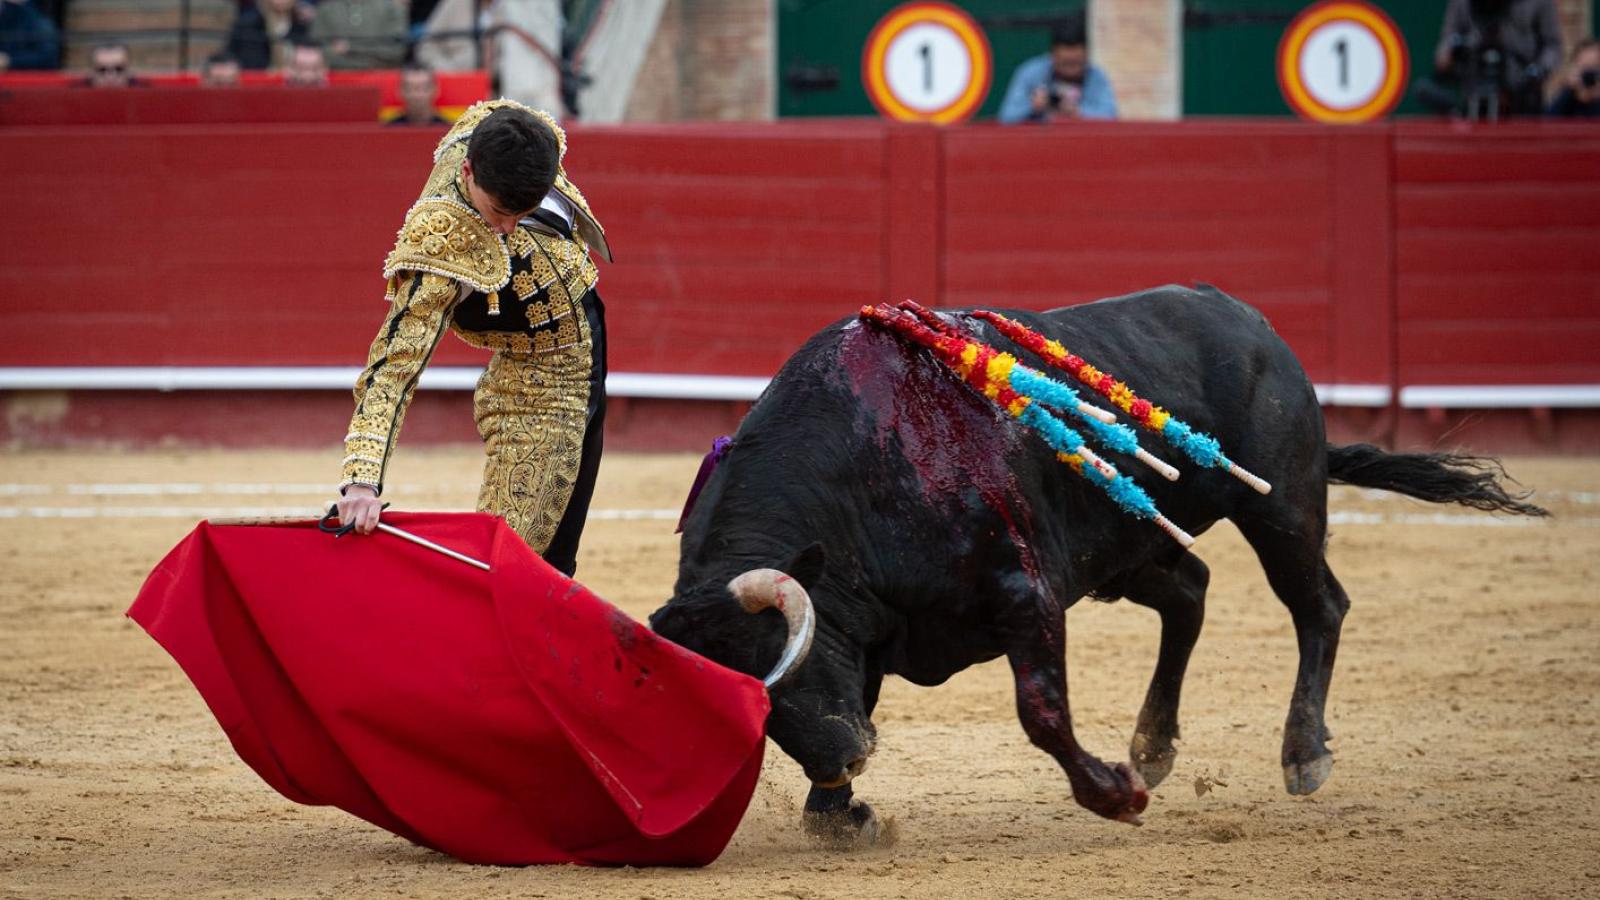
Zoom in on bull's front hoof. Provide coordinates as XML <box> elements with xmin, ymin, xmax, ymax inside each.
<box><xmin>1129</xmin><ymin>731</ymin><xmax>1178</xmax><ymax>790</ymax></box>
<box><xmin>1114</xmin><ymin>763</ymin><xmax>1150</xmax><ymax>826</ymax></box>
<box><xmin>1283</xmin><ymin>753</ymin><xmax>1334</xmax><ymax>795</ymax></box>
<box><xmin>1074</xmin><ymin>761</ymin><xmax>1150</xmax><ymax>825</ymax></box>
<box><xmin>802</xmin><ymin>798</ymin><xmax>881</xmax><ymax>850</ymax></box>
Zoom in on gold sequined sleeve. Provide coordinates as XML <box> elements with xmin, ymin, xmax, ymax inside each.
<box><xmin>339</xmin><ymin>271</ymin><xmax>462</xmax><ymax>493</ymax></box>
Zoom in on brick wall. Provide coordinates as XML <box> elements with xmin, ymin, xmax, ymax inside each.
<box><xmin>1088</xmin><ymin>0</ymin><xmax>1181</xmax><ymax>120</ymax></box>
<box><xmin>623</xmin><ymin>0</ymin><xmax>773</xmax><ymax>122</ymax></box>
<box><xmin>623</xmin><ymin>0</ymin><xmax>684</xmax><ymax>121</ymax></box>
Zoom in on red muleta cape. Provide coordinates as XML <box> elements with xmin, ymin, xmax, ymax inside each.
<box><xmin>127</xmin><ymin>512</ymin><xmax>769</xmax><ymax>866</ymax></box>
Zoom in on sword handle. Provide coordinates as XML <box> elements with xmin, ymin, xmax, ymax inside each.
<box><xmin>319</xmin><ymin>502</ymin><xmax>390</xmax><ymax>538</ymax></box>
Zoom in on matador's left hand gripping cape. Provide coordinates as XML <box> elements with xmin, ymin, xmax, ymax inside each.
<box><xmin>340</xmin><ymin>100</ymin><xmax>610</xmax><ymax>494</ymax></box>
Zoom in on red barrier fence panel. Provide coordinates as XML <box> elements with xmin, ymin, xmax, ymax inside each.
<box><xmin>1393</xmin><ymin>122</ymin><xmax>1600</xmax><ymax>391</ymax></box>
<box><xmin>3</xmin><ymin>119</ymin><xmax>1599</xmax><ymax>406</ymax></box>
<box><xmin>0</xmin><ymin>71</ymin><xmax>491</xmax><ymax>121</ymax></box>
<box><xmin>942</xmin><ymin>122</ymin><xmax>1349</xmax><ymax>386</ymax></box>
<box><xmin>568</xmin><ymin>122</ymin><xmax>891</xmax><ymax>377</ymax></box>
<box><xmin>1328</xmin><ymin>128</ymin><xmax>1396</xmax><ymax>399</ymax></box>
<box><xmin>0</xmin><ymin>124</ymin><xmax>442</xmax><ymax>367</ymax></box>
<box><xmin>0</xmin><ymin>85</ymin><xmax>381</xmax><ymax>126</ymax></box>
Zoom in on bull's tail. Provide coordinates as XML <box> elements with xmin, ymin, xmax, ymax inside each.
<box><xmin>1326</xmin><ymin>443</ymin><xmax>1548</xmax><ymax>517</ymax></box>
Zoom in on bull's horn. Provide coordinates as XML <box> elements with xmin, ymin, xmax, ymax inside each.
<box><xmin>727</xmin><ymin>568</ymin><xmax>816</xmax><ymax>690</ymax></box>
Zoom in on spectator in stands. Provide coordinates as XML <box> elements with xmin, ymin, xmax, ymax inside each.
<box><xmin>1547</xmin><ymin>38</ymin><xmax>1600</xmax><ymax>117</ymax></box>
<box><xmin>388</xmin><ymin>63</ymin><xmax>451</xmax><ymax>125</ymax></box>
<box><xmin>227</xmin><ymin>0</ymin><xmax>314</xmax><ymax>71</ymax></box>
<box><xmin>311</xmin><ymin>0</ymin><xmax>408</xmax><ymax>70</ymax></box>
<box><xmin>1418</xmin><ymin>0</ymin><xmax>1562</xmax><ymax>118</ymax></box>
<box><xmin>0</xmin><ymin>0</ymin><xmax>60</xmax><ymax>71</ymax></box>
<box><xmin>417</xmin><ymin>0</ymin><xmax>497</xmax><ymax>72</ymax></box>
<box><xmin>85</xmin><ymin>42</ymin><xmax>138</xmax><ymax>88</ymax></box>
<box><xmin>201</xmin><ymin>51</ymin><xmax>242</xmax><ymax>87</ymax></box>
<box><xmin>998</xmin><ymin>18</ymin><xmax>1118</xmax><ymax>124</ymax></box>
<box><xmin>284</xmin><ymin>38</ymin><xmax>329</xmax><ymax>86</ymax></box>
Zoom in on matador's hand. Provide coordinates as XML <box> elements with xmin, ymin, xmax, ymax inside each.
<box><xmin>336</xmin><ymin>485</ymin><xmax>383</xmax><ymax>535</ymax></box>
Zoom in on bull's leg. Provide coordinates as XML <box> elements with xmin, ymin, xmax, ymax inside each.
<box><xmin>1118</xmin><ymin>552</ymin><xmax>1209</xmax><ymax>789</ymax></box>
<box><xmin>1236</xmin><ymin>513</ymin><xmax>1350</xmax><ymax>795</ymax></box>
<box><xmin>801</xmin><ymin>665</ymin><xmax>884</xmax><ymax>848</ymax></box>
<box><xmin>1006</xmin><ymin>609</ymin><xmax>1149</xmax><ymax>823</ymax></box>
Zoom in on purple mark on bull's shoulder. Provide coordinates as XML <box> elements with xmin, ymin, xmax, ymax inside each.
<box><xmin>675</xmin><ymin>435</ymin><xmax>733</xmax><ymax>533</ymax></box>
<box><xmin>837</xmin><ymin>321</ymin><xmax>1042</xmax><ymax>583</ymax></box>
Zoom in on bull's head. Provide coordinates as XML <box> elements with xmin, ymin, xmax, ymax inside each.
<box><xmin>650</xmin><ymin>544</ymin><xmax>878</xmax><ymax>789</ymax></box>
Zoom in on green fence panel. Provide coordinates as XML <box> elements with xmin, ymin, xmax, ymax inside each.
<box><xmin>1183</xmin><ymin>0</ymin><xmax>1450</xmax><ymax>117</ymax></box>
<box><xmin>780</xmin><ymin>1</ymin><xmax>1586</xmax><ymax>120</ymax></box>
<box><xmin>777</xmin><ymin>0</ymin><xmax>1084</xmax><ymax>119</ymax></box>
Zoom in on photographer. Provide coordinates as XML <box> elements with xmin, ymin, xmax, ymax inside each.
<box><xmin>998</xmin><ymin>18</ymin><xmax>1118</xmax><ymax>124</ymax></box>
<box><xmin>1548</xmin><ymin>38</ymin><xmax>1600</xmax><ymax>117</ymax></box>
<box><xmin>1423</xmin><ymin>0</ymin><xmax>1562</xmax><ymax>119</ymax></box>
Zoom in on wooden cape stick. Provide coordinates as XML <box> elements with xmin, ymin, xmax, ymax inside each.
<box><xmin>207</xmin><ymin>515</ymin><xmax>492</xmax><ymax>572</ymax></box>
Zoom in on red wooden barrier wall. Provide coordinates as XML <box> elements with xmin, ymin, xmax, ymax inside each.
<box><xmin>1</xmin><ymin>111</ymin><xmax>1598</xmax><ymax>450</ymax></box>
<box><xmin>941</xmin><ymin>122</ymin><xmax>1393</xmax><ymax>389</ymax></box>
<box><xmin>1</xmin><ymin>124</ymin><xmax>438</xmax><ymax>366</ymax></box>
<box><xmin>1393</xmin><ymin>124</ymin><xmax>1600</xmax><ymax>388</ymax></box>
<box><xmin>574</xmin><ymin>123</ymin><xmax>892</xmax><ymax>376</ymax></box>
<box><xmin>0</xmin><ymin>84</ymin><xmax>383</xmax><ymax>125</ymax></box>
<box><xmin>0</xmin><ymin>70</ymin><xmax>491</xmax><ymax>122</ymax></box>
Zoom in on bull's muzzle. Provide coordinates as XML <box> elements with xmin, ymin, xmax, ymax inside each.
<box><xmin>727</xmin><ymin>569</ymin><xmax>816</xmax><ymax>689</ymax></box>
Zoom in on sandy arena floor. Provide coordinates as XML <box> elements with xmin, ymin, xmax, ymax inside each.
<box><xmin>1</xmin><ymin>449</ymin><xmax>1597</xmax><ymax>899</ymax></box>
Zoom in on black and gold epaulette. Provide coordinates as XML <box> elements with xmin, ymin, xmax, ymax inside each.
<box><xmin>382</xmin><ymin>198</ymin><xmax>509</xmax><ymax>295</ymax></box>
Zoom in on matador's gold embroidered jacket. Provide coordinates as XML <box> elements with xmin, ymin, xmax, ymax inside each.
<box><xmin>339</xmin><ymin>100</ymin><xmax>608</xmax><ymax>494</ymax></box>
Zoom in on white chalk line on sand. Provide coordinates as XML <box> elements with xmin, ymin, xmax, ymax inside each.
<box><xmin>2</xmin><ymin>482</ymin><xmax>1595</xmax><ymax>504</ymax></box>
<box><xmin>1326</xmin><ymin>511</ymin><xmax>1597</xmax><ymax>528</ymax></box>
<box><xmin>0</xmin><ymin>504</ymin><xmax>1593</xmax><ymax>528</ymax></box>
<box><xmin>58</xmin><ymin>482</ymin><xmax>479</xmax><ymax>496</ymax></box>
<box><xmin>0</xmin><ymin>505</ymin><xmax>682</xmax><ymax>521</ymax></box>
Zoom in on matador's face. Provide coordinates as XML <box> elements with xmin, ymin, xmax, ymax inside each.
<box><xmin>461</xmin><ymin>160</ymin><xmax>535</xmax><ymax>236</ymax></box>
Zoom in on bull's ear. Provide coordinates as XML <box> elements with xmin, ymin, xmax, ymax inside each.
<box><xmin>780</xmin><ymin>542</ymin><xmax>826</xmax><ymax>590</ymax></box>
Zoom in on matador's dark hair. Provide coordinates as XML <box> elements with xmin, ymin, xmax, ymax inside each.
<box><xmin>467</xmin><ymin>107</ymin><xmax>560</xmax><ymax>215</ymax></box>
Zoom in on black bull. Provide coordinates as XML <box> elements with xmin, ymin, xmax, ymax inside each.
<box><xmin>649</xmin><ymin>285</ymin><xmax>1544</xmax><ymax>842</ymax></box>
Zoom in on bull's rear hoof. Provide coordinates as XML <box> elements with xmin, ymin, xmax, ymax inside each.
<box><xmin>802</xmin><ymin>799</ymin><xmax>881</xmax><ymax>850</ymax></box>
<box><xmin>1129</xmin><ymin>732</ymin><xmax>1178</xmax><ymax>790</ymax></box>
<box><xmin>1283</xmin><ymin>753</ymin><xmax>1334</xmax><ymax>795</ymax></box>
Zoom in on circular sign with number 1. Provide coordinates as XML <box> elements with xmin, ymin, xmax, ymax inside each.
<box><xmin>863</xmin><ymin>1</ymin><xmax>993</xmax><ymax>124</ymax></box>
<box><xmin>1277</xmin><ymin>0</ymin><xmax>1409</xmax><ymax>124</ymax></box>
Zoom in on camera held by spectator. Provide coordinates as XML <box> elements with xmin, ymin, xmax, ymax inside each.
<box><xmin>1046</xmin><ymin>78</ymin><xmax>1083</xmax><ymax>116</ymax></box>
<box><xmin>997</xmin><ymin>16</ymin><xmax>1118</xmax><ymax>124</ymax></box>
<box><xmin>1548</xmin><ymin>38</ymin><xmax>1600</xmax><ymax>117</ymax></box>
<box><xmin>1420</xmin><ymin>0</ymin><xmax>1561</xmax><ymax>121</ymax></box>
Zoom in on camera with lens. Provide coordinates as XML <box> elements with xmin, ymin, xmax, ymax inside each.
<box><xmin>1047</xmin><ymin>78</ymin><xmax>1082</xmax><ymax>112</ymax></box>
<box><xmin>1450</xmin><ymin>32</ymin><xmax>1506</xmax><ymax>112</ymax></box>
<box><xmin>1583</xmin><ymin>69</ymin><xmax>1599</xmax><ymax>89</ymax></box>
<box><xmin>1446</xmin><ymin>0</ymin><xmax>1546</xmax><ymax>120</ymax></box>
